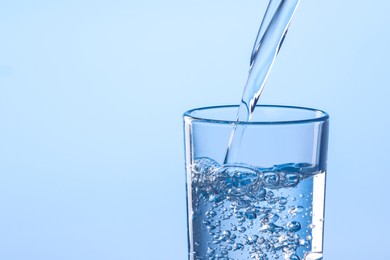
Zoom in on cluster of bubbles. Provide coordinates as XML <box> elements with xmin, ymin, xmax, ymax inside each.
<box><xmin>189</xmin><ymin>157</ymin><xmax>319</xmax><ymax>260</ymax></box>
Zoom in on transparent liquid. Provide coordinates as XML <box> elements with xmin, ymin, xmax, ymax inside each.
<box><xmin>186</xmin><ymin>2</ymin><xmax>324</xmax><ymax>259</ymax></box>
<box><xmin>187</xmin><ymin>158</ymin><xmax>325</xmax><ymax>260</ymax></box>
<box><xmin>224</xmin><ymin>0</ymin><xmax>300</xmax><ymax>164</ymax></box>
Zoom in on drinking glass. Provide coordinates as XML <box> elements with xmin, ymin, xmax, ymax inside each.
<box><xmin>183</xmin><ymin>105</ymin><xmax>329</xmax><ymax>260</ymax></box>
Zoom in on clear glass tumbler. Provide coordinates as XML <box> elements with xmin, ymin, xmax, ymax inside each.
<box><xmin>183</xmin><ymin>105</ymin><xmax>329</xmax><ymax>260</ymax></box>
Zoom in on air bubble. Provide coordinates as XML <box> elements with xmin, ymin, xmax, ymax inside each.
<box><xmin>287</xmin><ymin>221</ymin><xmax>301</xmax><ymax>232</ymax></box>
<box><xmin>233</xmin><ymin>243</ymin><xmax>244</xmax><ymax>251</ymax></box>
<box><xmin>266</xmin><ymin>213</ymin><xmax>280</xmax><ymax>223</ymax></box>
<box><xmin>289</xmin><ymin>206</ymin><xmax>304</xmax><ymax>214</ymax></box>
<box><xmin>249</xmin><ymin>235</ymin><xmax>259</xmax><ymax>244</ymax></box>
<box><xmin>282</xmin><ymin>173</ymin><xmax>300</xmax><ymax>187</ymax></box>
<box><xmin>289</xmin><ymin>254</ymin><xmax>301</xmax><ymax>260</ymax></box>
<box><xmin>253</xmin><ymin>187</ymin><xmax>267</xmax><ymax>201</ymax></box>
<box><xmin>192</xmin><ymin>157</ymin><xmax>219</xmax><ymax>175</ymax></box>
<box><xmin>260</xmin><ymin>223</ymin><xmax>283</xmax><ymax>232</ymax></box>
<box><xmin>207</xmin><ymin>225</ymin><xmax>216</xmax><ymax>231</ymax></box>
<box><xmin>206</xmin><ymin>247</ymin><xmax>215</xmax><ymax>255</ymax></box>
<box><xmin>238</xmin><ymin>227</ymin><xmax>246</xmax><ymax>233</ymax></box>
<box><xmin>209</xmin><ymin>194</ymin><xmax>224</xmax><ymax>203</ymax></box>
<box><xmin>214</xmin><ymin>254</ymin><xmax>228</xmax><ymax>260</ymax></box>
<box><xmin>206</xmin><ymin>210</ymin><xmax>217</xmax><ymax>218</ymax></box>
<box><xmin>279</xmin><ymin>197</ymin><xmax>288</xmax><ymax>205</ymax></box>
<box><xmin>190</xmin><ymin>158</ymin><xmax>323</xmax><ymax>259</ymax></box>
<box><xmin>263</xmin><ymin>171</ymin><xmax>279</xmax><ymax>187</ymax></box>
<box><xmin>257</xmin><ymin>237</ymin><xmax>265</xmax><ymax>245</ymax></box>
<box><xmin>245</xmin><ymin>208</ymin><xmax>257</xmax><ymax>219</ymax></box>
<box><xmin>212</xmin><ymin>165</ymin><xmax>260</xmax><ymax>196</ymax></box>
<box><xmin>222</xmin><ymin>230</ymin><xmax>231</xmax><ymax>237</ymax></box>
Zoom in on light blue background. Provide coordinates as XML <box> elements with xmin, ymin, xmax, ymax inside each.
<box><xmin>1</xmin><ymin>0</ymin><xmax>389</xmax><ymax>259</ymax></box>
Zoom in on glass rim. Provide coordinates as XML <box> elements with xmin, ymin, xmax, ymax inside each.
<box><xmin>183</xmin><ymin>104</ymin><xmax>329</xmax><ymax>125</ymax></box>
